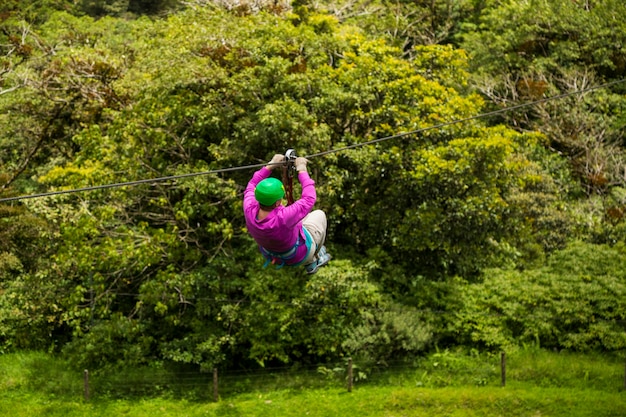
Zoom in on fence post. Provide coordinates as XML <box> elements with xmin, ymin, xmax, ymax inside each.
<box><xmin>213</xmin><ymin>368</ymin><xmax>219</xmax><ymax>402</ymax></box>
<box><xmin>83</xmin><ymin>369</ymin><xmax>89</xmax><ymax>401</ymax></box>
<box><xmin>500</xmin><ymin>352</ymin><xmax>506</xmax><ymax>387</ymax></box>
<box><xmin>347</xmin><ymin>358</ymin><xmax>353</xmax><ymax>393</ymax></box>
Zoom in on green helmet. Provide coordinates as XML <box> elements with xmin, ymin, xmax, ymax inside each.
<box><xmin>255</xmin><ymin>177</ymin><xmax>285</xmax><ymax>206</ymax></box>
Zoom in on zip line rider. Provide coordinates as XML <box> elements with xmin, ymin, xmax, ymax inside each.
<box><xmin>243</xmin><ymin>154</ymin><xmax>331</xmax><ymax>274</ymax></box>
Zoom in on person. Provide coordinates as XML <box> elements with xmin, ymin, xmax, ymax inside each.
<box><xmin>243</xmin><ymin>153</ymin><xmax>331</xmax><ymax>274</ymax></box>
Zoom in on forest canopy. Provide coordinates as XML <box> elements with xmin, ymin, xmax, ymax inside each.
<box><xmin>1</xmin><ymin>0</ymin><xmax>625</xmax><ymax>370</ymax></box>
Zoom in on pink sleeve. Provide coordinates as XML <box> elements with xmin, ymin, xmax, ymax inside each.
<box><xmin>243</xmin><ymin>167</ymin><xmax>271</xmax><ymax>212</ymax></box>
<box><xmin>280</xmin><ymin>171</ymin><xmax>316</xmax><ymax>228</ymax></box>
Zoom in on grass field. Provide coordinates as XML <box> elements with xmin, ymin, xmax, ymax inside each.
<box><xmin>1</xmin><ymin>349</ymin><xmax>625</xmax><ymax>416</ymax></box>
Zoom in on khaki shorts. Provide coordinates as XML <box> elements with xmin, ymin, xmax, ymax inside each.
<box><xmin>302</xmin><ymin>210</ymin><xmax>327</xmax><ymax>265</ymax></box>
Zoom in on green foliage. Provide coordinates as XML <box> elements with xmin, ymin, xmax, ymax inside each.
<box><xmin>2</xmin><ymin>0</ymin><xmax>625</xmax><ymax>372</ymax></box>
<box><xmin>235</xmin><ymin>261</ymin><xmax>378</xmax><ymax>364</ymax></box>
<box><xmin>8</xmin><ymin>7</ymin><xmax>514</xmax><ymax>368</ymax></box>
<box><xmin>0</xmin><ymin>181</ymin><xmax>56</xmax><ymax>352</ymax></box>
<box><xmin>0</xmin><ymin>199</ymin><xmax>49</xmax><ymax>275</ymax></box>
<box><xmin>342</xmin><ymin>304</ymin><xmax>433</xmax><ymax>364</ymax></box>
<box><xmin>0</xmin><ymin>0</ymin><xmax>77</xmax><ymax>24</ymax></box>
<box><xmin>79</xmin><ymin>0</ymin><xmax>181</xmax><ymax>17</ymax></box>
<box><xmin>459</xmin><ymin>0</ymin><xmax>626</xmax><ymax>241</ymax></box>
<box><xmin>321</xmin><ymin>0</ymin><xmax>476</xmax><ymax>54</ymax></box>
<box><xmin>62</xmin><ymin>313</ymin><xmax>156</xmax><ymax>371</ymax></box>
<box><xmin>331</xmin><ymin>124</ymin><xmax>559</xmax><ymax>278</ymax></box>
<box><xmin>453</xmin><ymin>241</ymin><xmax>626</xmax><ymax>351</ymax></box>
<box><xmin>462</xmin><ymin>0</ymin><xmax>626</xmax><ymax>76</ymax></box>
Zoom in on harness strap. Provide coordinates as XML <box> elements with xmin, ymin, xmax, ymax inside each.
<box><xmin>261</xmin><ymin>227</ymin><xmax>314</xmax><ymax>269</ymax></box>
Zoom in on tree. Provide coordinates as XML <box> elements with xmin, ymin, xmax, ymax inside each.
<box><xmin>460</xmin><ymin>0</ymin><xmax>626</xmax><ymax>239</ymax></box>
<box><xmin>0</xmin><ymin>5</ymin><xmax>567</xmax><ymax>367</ymax></box>
<box><xmin>453</xmin><ymin>241</ymin><xmax>626</xmax><ymax>352</ymax></box>
<box><xmin>79</xmin><ymin>0</ymin><xmax>181</xmax><ymax>17</ymax></box>
<box><xmin>316</xmin><ymin>0</ymin><xmax>476</xmax><ymax>56</ymax></box>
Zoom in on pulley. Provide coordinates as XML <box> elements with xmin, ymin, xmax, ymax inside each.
<box><xmin>282</xmin><ymin>149</ymin><xmax>297</xmax><ymax>205</ymax></box>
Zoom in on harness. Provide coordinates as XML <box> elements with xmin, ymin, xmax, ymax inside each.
<box><xmin>260</xmin><ymin>148</ymin><xmax>313</xmax><ymax>269</ymax></box>
<box><xmin>260</xmin><ymin>227</ymin><xmax>314</xmax><ymax>269</ymax></box>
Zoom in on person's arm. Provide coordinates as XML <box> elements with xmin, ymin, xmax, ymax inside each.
<box><xmin>295</xmin><ymin>157</ymin><xmax>316</xmax><ymax>207</ymax></box>
<box><xmin>295</xmin><ymin>157</ymin><xmax>315</xmax><ymax>202</ymax></box>
<box><xmin>280</xmin><ymin>158</ymin><xmax>316</xmax><ymax>226</ymax></box>
<box><xmin>243</xmin><ymin>155</ymin><xmax>285</xmax><ymax>211</ymax></box>
<box><xmin>243</xmin><ymin>167</ymin><xmax>272</xmax><ymax>210</ymax></box>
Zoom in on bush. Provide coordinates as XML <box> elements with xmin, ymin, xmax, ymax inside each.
<box><xmin>452</xmin><ymin>241</ymin><xmax>626</xmax><ymax>351</ymax></box>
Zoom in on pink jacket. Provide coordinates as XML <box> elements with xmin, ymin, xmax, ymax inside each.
<box><xmin>243</xmin><ymin>167</ymin><xmax>316</xmax><ymax>265</ymax></box>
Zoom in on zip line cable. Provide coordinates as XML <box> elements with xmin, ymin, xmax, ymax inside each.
<box><xmin>1</xmin><ymin>77</ymin><xmax>625</xmax><ymax>203</ymax></box>
<box><xmin>306</xmin><ymin>77</ymin><xmax>626</xmax><ymax>158</ymax></box>
<box><xmin>2</xmin><ymin>78</ymin><xmax>624</xmax><ymax>203</ymax></box>
<box><xmin>0</xmin><ymin>161</ymin><xmax>268</xmax><ymax>203</ymax></box>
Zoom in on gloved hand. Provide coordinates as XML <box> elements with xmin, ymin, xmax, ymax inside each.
<box><xmin>267</xmin><ymin>154</ymin><xmax>285</xmax><ymax>171</ymax></box>
<box><xmin>295</xmin><ymin>157</ymin><xmax>309</xmax><ymax>172</ymax></box>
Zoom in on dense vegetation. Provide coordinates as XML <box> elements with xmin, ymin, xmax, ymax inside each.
<box><xmin>1</xmin><ymin>0</ymin><xmax>625</xmax><ymax>373</ymax></box>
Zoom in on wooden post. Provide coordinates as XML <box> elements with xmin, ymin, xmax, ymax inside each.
<box><xmin>213</xmin><ymin>368</ymin><xmax>219</xmax><ymax>402</ymax></box>
<box><xmin>347</xmin><ymin>358</ymin><xmax>353</xmax><ymax>393</ymax></box>
<box><xmin>500</xmin><ymin>352</ymin><xmax>506</xmax><ymax>387</ymax></box>
<box><xmin>83</xmin><ymin>369</ymin><xmax>89</xmax><ymax>401</ymax></box>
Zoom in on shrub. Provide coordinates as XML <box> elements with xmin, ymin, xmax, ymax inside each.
<box><xmin>452</xmin><ymin>241</ymin><xmax>626</xmax><ymax>351</ymax></box>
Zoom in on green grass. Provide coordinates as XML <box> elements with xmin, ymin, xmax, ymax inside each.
<box><xmin>1</xmin><ymin>349</ymin><xmax>625</xmax><ymax>416</ymax></box>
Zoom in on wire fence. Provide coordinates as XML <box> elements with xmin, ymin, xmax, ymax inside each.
<box><xmin>72</xmin><ymin>352</ymin><xmax>626</xmax><ymax>402</ymax></box>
